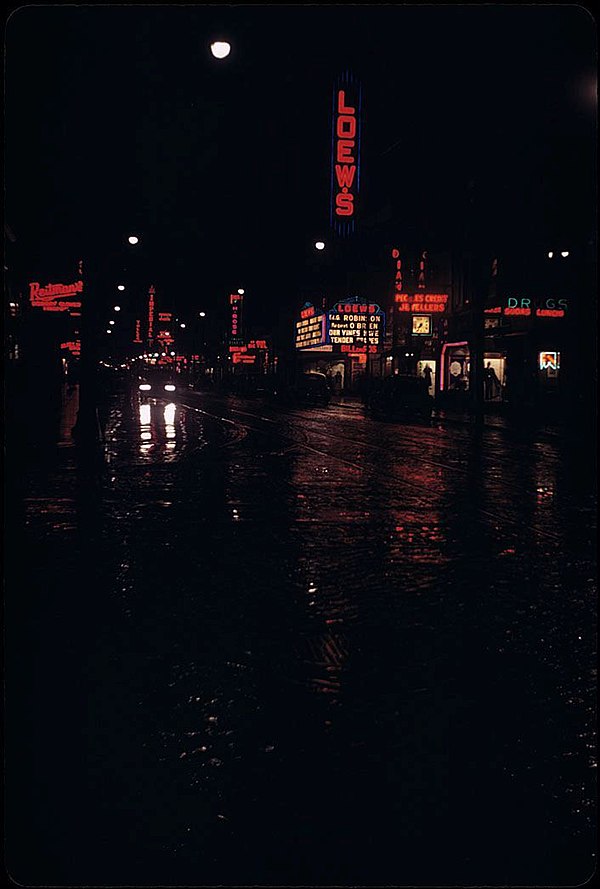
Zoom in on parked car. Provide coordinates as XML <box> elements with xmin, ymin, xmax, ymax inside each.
<box><xmin>366</xmin><ymin>375</ymin><xmax>433</xmax><ymax>421</ymax></box>
<box><xmin>268</xmin><ymin>372</ymin><xmax>331</xmax><ymax>407</ymax></box>
<box><xmin>295</xmin><ymin>372</ymin><xmax>331</xmax><ymax>406</ymax></box>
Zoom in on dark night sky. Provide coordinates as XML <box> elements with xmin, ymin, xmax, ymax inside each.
<box><xmin>5</xmin><ymin>4</ymin><xmax>597</xmax><ymax>330</ymax></box>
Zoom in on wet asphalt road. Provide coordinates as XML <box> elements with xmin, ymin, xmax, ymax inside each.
<box><xmin>5</xmin><ymin>383</ymin><xmax>596</xmax><ymax>886</ymax></box>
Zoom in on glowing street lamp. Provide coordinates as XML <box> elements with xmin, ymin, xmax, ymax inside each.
<box><xmin>117</xmin><ymin>284</ymin><xmax>125</xmax><ymax>291</ymax></box>
<box><xmin>113</xmin><ymin>305</ymin><xmax>121</xmax><ymax>312</ymax></box>
<box><xmin>127</xmin><ymin>235</ymin><xmax>139</xmax><ymax>245</ymax></box>
<box><xmin>210</xmin><ymin>41</ymin><xmax>231</xmax><ymax>59</ymax></box>
<box><xmin>180</xmin><ymin>323</ymin><xmax>186</xmax><ymax>329</ymax></box>
<box><xmin>199</xmin><ymin>311</ymin><xmax>206</xmax><ymax>317</ymax></box>
<box><xmin>109</xmin><ymin>320</ymin><xmax>115</xmax><ymax>325</ymax></box>
<box><xmin>237</xmin><ymin>288</ymin><xmax>245</xmax><ymax>295</ymax></box>
<box><xmin>315</xmin><ymin>240</ymin><xmax>325</xmax><ymax>251</ymax></box>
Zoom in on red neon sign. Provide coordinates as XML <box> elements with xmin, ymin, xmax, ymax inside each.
<box><xmin>334</xmin><ymin>90</ymin><xmax>357</xmax><ymax>218</ymax></box>
<box><xmin>395</xmin><ymin>293</ymin><xmax>448</xmax><ymax>313</ymax></box>
<box><xmin>29</xmin><ymin>280</ymin><xmax>83</xmax><ymax>315</ymax></box>
<box><xmin>60</xmin><ymin>340</ymin><xmax>81</xmax><ymax>356</ymax></box>
<box><xmin>30</xmin><ymin>280</ymin><xmax>83</xmax><ymax>300</ymax></box>
<box><xmin>536</xmin><ymin>308</ymin><xmax>565</xmax><ymax>318</ymax></box>
<box><xmin>148</xmin><ymin>285</ymin><xmax>155</xmax><ymax>341</ymax></box>
<box><xmin>134</xmin><ymin>319</ymin><xmax>142</xmax><ymax>343</ymax></box>
<box><xmin>229</xmin><ymin>293</ymin><xmax>243</xmax><ymax>340</ymax></box>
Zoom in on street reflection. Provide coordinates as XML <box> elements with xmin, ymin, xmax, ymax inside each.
<box><xmin>139</xmin><ymin>402</ymin><xmax>153</xmax><ymax>453</ymax></box>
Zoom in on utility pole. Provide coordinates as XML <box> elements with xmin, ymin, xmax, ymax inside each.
<box><xmin>72</xmin><ymin>258</ymin><xmax>102</xmax><ymax>444</ymax></box>
<box><xmin>465</xmin><ymin>181</ymin><xmax>485</xmax><ymax>427</ymax></box>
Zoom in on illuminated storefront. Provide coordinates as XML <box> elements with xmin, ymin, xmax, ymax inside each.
<box><xmin>294</xmin><ymin>299</ymin><xmax>385</xmax><ymax>391</ymax></box>
<box><xmin>440</xmin><ymin>293</ymin><xmax>570</xmax><ymax>406</ymax></box>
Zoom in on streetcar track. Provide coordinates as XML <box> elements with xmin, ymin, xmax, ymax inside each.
<box><xmin>178</xmin><ymin>396</ymin><xmax>566</xmax><ymax>544</ymax></box>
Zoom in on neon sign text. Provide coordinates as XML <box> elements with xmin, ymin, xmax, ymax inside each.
<box><xmin>148</xmin><ymin>285</ymin><xmax>155</xmax><ymax>342</ymax></box>
<box><xmin>334</xmin><ymin>90</ymin><xmax>357</xmax><ymax>217</ymax></box>
<box><xmin>395</xmin><ymin>293</ymin><xmax>448</xmax><ymax>313</ymax></box>
<box><xmin>29</xmin><ymin>280</ymin><xmax>83</xmax><ymax>315</ymax></box>
<box><xmin>328</xmin><ymin>303</ymin><xmax>384</xmax><ymax>350</ymax></box>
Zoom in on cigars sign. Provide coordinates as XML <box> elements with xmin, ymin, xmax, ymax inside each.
<box><xmin>331</xmin><ymin>74</ymin><xmax>361</xmax><ymax>236</ymax></box>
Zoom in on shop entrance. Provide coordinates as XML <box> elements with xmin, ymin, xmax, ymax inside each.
<box><xmin>483</xmin><ymin>353</ymin><xmax>506</xmax><ymax>401</ymax></box>
<box><xmin>416</xmin><ymin>359</ymin><xmax>436</xmax><ymax>396</ymax></box>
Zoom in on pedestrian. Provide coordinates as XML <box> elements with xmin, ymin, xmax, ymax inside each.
<box><xmin>484</xmin><ymin>361</ymin><xmax>500</xmax><ymax>400</ymax></box>
<box><xmin>422</xmin><ymin>363</ymin><xmax>433</xmax><ymax>392</ymax></box>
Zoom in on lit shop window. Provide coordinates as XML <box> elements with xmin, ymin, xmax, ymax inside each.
<box><xmin>539</xmin><ymin>351</ymin><xmax>560</xmax><ymax>377</ymax></box>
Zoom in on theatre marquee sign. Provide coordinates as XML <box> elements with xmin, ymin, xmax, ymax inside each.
<box><xmin>295</xmin><ymin>300</ymin><xmax>385</xmax><ymax>354</ymax></box>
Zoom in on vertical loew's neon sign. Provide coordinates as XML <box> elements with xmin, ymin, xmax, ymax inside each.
<box><xmin>331</xmin><ymin>73</ymin><xmax>361</xmax><ymax>236</ymax></box>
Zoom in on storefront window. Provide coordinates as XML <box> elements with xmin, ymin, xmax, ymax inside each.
<box><xmin>446</xmin><ymin>348</ymin><xmax>470</xmax><ymax>391</ymax></box>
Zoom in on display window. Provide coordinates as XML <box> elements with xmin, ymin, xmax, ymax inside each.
<box><xmin>446</xmin><ymin>347</ymin><xmax>470</xmax><ymax>391</ymax></box>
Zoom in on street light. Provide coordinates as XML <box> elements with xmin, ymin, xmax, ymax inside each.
<box><xmin>561</xmin><ymin>251</ymin><xmax>570</xmax><ymax>258</ymax></box>
<box><xmin>210</xmin><ymin>40</ymin><xmax>231</xmax><ymax>59</ymax></box>
<box><xmin>128</xmin><ymin>235</ymin><xmax>139</xmax><ymax>245</ymax></box>
<box><xmin>315</xmin><ymin>240</ymin><xmax>325</xmax><ymax>251</ymax></box>
<box><xmin>199</xmin><ymin>311</ymin><xmax>206</xmax><ymax>317</ymax></box>
<box><xmin>237</xmin><ymin>288</ymin><xmax>245</xmax><ymax>295</ymax></box>
<box><xmin>109</xmin><ymin>320</ymin><xmax>115</xmax><ymax>325</ymax></box>
<box><xmin>114</xmin><ymin>305</ymin><xmax>121</xmax><ymax>312</ymax></box>
<box><xmin>117</xmin><ymin>284</ymin><xmax>125</xmax><ymax>291</ymax></box>
<box><xmin>180</xmin><ymin>323</ymin><xmax>186</xmax><ymax>329</ymax></box>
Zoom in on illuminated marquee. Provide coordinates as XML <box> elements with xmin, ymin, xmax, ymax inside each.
<box><xmin>395</xmin><ymin>292</ymin><xmax>448</xmax><ymax>313</ymax></box>
<box><xmin>29</xmin><ymin>280</ymin><xmax>83</xmax><ymax>316</ymax></box>
<box><xmin>158</xmin><ymin>312</ymin><xmax>172</xmax><ymax>322</ymax></box>
<box><xmin>295</xmin><ymin>302</ymin><xmax>326</xmax><ymax>349</ymax></box>
<box><xmin>331</xmin><ymin>73</ymin><xmax>361</xmax><ymax>236</ymax></box>
<box><xmin>327</xmin><ymin>302</ymin><xmax>384</xmax><ymax>353</ymax></box>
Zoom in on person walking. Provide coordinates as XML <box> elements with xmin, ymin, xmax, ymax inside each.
<box><xmin>484</xmin><ymin>361</ymin><xmax>500</xmax><ymax>400</ymax></box>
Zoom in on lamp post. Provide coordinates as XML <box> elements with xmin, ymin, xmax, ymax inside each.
<box><xmin>72</xmin><ymin>235</ymin><xmax>141</xmax><ymax>443</ymax></box>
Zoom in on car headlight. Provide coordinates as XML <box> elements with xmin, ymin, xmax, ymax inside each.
<box><xmin>139</xmin><ymin>383</ymin><xmax>151</xmax><ymax>391</ymax></box>
<box><xmin>164</xmin><ymin>384</ymin><xmax>176</xmax><ymax>392</ymax></box>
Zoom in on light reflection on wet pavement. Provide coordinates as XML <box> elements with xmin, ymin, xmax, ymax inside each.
<box><xmin>5</xmin><ymin>385</ymin><xmax>596</xmax><ymax>886</ymax></box>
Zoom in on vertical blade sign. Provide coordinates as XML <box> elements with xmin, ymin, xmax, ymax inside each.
<box><xmin>331</xmin><ymin>73</ymin><xmax>361</xmax><ymax>236</ymax></box>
